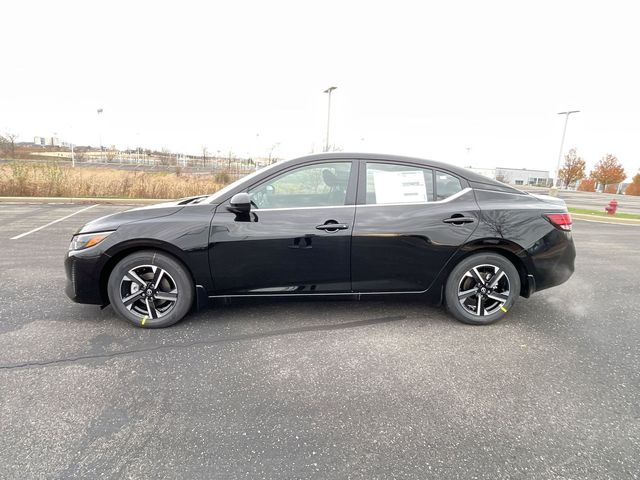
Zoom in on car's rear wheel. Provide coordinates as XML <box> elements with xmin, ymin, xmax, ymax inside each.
<box><xmin>445</xmin><ymin>253</ymin><xmax>520</xmax><ymax>325</ymax></box>
<box><xmin>107</xmin><ymin>250</ymin><xmax>194</xmax><ymax>328</ymax></box>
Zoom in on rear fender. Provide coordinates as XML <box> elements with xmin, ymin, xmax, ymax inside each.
<box><xmin>431</xmin><ymin>238</ymin><xmax>535</xmax><ymax>300</ymax></box>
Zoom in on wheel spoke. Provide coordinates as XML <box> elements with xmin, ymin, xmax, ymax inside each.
<box><xmin>489</xmin><ymin>269</ymin><xmax>505</xmax><ymax>288</ymax></box>
<box><xmin>476</xmin><ymin>295</ymin><xmax>485</xmax><ymax>316</ymax></box>
<box><xmin>154</xmin><ymin>291</ymin><xmax>177</xmax><ymax>302</ymax></box>
<box><xmin>487</xmin><ymin>291</ymin><xmax>509</xmax><ymax>303</ymax></box>
<box><xmin>126</xmin><ymin>269</ymin><xmax>146</xmax><ymax>287</ymax></box>
<box><xmin>470</xmin><ymin>267</ymin><xmax>484</xmax><ymax>285</ymax></box>
<box><xmin>458</xmin><ymin>287</ymin><xmax>479</xmax><ymax>300</ymax></box>
<box><xmin>122</xmin><ymin>291</ymin><xmax>144</xmax><ymax>308</ymax></box>
<box><xmin>152</xmin><ymin>267</ymin><xmax>165</xmax><ymax>289</ymax></box>
<box><xmin>145</xmin><ymin>298</ymin><xmax>158</xmax><ymax>319</ymax></box>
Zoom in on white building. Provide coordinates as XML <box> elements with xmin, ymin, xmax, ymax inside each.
<box><xmin>466</xmin><ymin>167</ymin><xmax>496</xmax><ymax>180</ymax></box>
<box><xmin>33</xmin><ymin>136</ymin><xmax>62</xmax><ymax>147</ymax></box>
<box><xmin>466</xmin><ymin>166</ymin><xmax>550</xmax><ymax>186</ymax></box>
<box><xmin>495</xmin><ymin>167</ymin><xmax>550</xmax><ymax>186</ymax></box>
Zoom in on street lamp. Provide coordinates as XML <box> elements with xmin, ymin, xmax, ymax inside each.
<box><xmin>65</xmin><ymin>125</ymin><xmax>75</xmax><ymax>167</ymax></box>
<box><xmin>268</xmin><ymin>142</ymin><xmax>281</xmax><ymax>164</ymax></box>
<box><xmin>554</xmin><ymin>110</ymin><xmax>580</xmax><ymax>188</ymax></box>
<box><xmin>323</xmin><ymin>86</ymin><xmax>337</xmax><ymax>152</ymax></box>
<box><xmin>97</xmin><ymin>108</ymin><xmax>103</xmax><ymax>162</ymax></box>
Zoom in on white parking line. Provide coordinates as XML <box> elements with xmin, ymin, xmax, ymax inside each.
<box><xmin>10</xmin><ymin>204</ymin><xmax>99</xmax><ymax>240</ymax></box>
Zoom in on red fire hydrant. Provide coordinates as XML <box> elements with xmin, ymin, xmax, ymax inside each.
<box><xmin>605</xmin><ymin>199</ymin><xmax>618</xmax><ymax>215</ymax></box>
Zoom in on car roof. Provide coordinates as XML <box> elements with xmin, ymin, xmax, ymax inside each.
<box><xmin>285</xmin><ymin>152</ymin><xmax>524</xmax><ymax>193</ymax></box>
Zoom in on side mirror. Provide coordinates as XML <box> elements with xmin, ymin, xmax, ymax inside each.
<box><xmin>228</xmin><ymin>192</ymin><xmax>251</xmax><ymax>213</ymax></box>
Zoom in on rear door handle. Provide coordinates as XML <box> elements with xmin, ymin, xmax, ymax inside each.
<box><xmin>316</xmin><ymin>223</ymin><xmax>349</xmax><ymax>231</ymax></box>
<box><xmin>443</xmin><ymin>216</ymin><xmax>475</xmax><ymax>224</ymax></box>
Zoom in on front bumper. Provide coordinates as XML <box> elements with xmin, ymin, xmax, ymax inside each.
<box><xmin>64</xmin><ymin>250</ymin><xmax>109</xmax><ymax>305</ymax></box>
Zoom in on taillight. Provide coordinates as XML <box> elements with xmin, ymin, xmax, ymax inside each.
<box><xmin>544</xmin><ymin>213</ymin><xmax>572</xmax><ymax>231</ymax></box>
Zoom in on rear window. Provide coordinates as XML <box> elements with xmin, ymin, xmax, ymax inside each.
<box><xmin>435</xmin><ymin>171</ymin><xmax>463</xmax><ymax>200</ymax></box>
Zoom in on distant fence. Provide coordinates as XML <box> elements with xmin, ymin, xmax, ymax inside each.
<box><xmin>6</xmin><ymin>153</ymin><xmax>264</xmax><ymax>182</ymax></box>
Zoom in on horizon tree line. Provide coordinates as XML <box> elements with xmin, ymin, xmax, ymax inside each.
<box><xmin>558</xmin><ymin>148</ymin><xmax>636</xmax><ymax>194</ymax></box>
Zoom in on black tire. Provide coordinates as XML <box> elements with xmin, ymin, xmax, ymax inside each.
<box><xmin>107</xmin><ymin>250</ymin><xmax>194</xmax><ymax>328</ymax></box>
<box><xmin>445</xmin><ymin>252</ymin><xmax>521</xmax><ymax>325</ymax></box>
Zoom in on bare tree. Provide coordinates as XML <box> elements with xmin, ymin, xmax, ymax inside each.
<box><xmin>159</xmin><ymin>147</ymin><xmax>172</xmax><ymax>166</ymax></box>
<box><xmin>227</xmin><ymin>149</ymin><xmax>234</xmax><ymax>170</ymax></box>
<box><xmin>74</xmin><ymin>150</ymin><xmax>87</xmax><ymax>163</ymax></box>
<box><xmin>0</xmin><ymin>134</ymin><xmax>7</xmax><ymax>157</ymax></box>
<box><xmin>105</xmin><ymin>150</ymin><xmax>118</xmax><ymax>163</ymax></box>
<box><xmin>3</xmin><ymin>132</ymin><xmax>18</xmax><ymax>159</ymax></box>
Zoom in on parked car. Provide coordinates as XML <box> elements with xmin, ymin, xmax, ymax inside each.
<box><xmin>65</xmin><ymin>153</ymin><xmax>576</xmax><ymax>327</ymax></box>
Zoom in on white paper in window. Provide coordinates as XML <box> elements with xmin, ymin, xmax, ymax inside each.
<box><xmin>372</xmin><ymin>170</ymin><xmax>427</xmax><ymax>204</ymax></box>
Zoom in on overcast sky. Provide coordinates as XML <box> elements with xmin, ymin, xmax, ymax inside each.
<box><xmin>1</xmin><ymin>1</ymin><xmax>638</xmax><ymax>179</ymax></box>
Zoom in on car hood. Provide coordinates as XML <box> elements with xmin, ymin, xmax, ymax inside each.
<box><xmin>76</xmin><ymin>201</ymin><xmax>185</xmax><ymax>234</ymax></box>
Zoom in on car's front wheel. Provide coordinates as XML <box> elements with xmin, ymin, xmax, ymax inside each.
<box><xmin>445</xmin><ymin>252</ymin><xmax>521</xmax><ymax>325</ymax></box>
<box><xmin>107</xmin><ymin>250</ymin><xmax>194</xmax><ymax>328</ymax></box>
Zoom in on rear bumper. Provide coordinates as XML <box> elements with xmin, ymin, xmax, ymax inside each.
<box><xmin>64</xmin><ymin>251</ymin><xmax>108</xmax><ymax>305</ymax></box>
<box><xmin>527</xmin><ymin>230</ymin><xmax>576</xmax><ymax>292</ymax></box>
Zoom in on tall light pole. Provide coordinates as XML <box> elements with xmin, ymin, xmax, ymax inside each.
<box><xmin>554</xmin><ymin>110</ymin><xmax>580</xmax><ymax>188</ymax></box>
<box><xmin>97</xmin><ymin>108</ymin><xmax>103</xmax><ymax>162</ymax></box>
<box><xmin>323</xmin><ymin>86</ymin><xmax>337</xmax><ymax>152</ymax></box>
<box><xmin>268</xmin><ymin>142</ymin><xmax>281</xmax><ymax>164</ymax></box>
<box><xmin>66</xmin><ymin>125</ymin><xmax>75</xmax><ymax>167</ymax></box>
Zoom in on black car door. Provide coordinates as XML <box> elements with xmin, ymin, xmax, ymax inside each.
<box><xmin>351</xmin><ymin>160</ymin><xmax>479</xmax><ymax>292</ymax></box>
<box><xmin>209</xmin><ymin>160</ymin><xmax>357</xmax><ymax>295</ymax></box>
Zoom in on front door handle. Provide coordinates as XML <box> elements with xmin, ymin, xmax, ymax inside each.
<box><xmin>316</xmin><ymin>223</ymin><xmax>349</xmax><ymax>231</ymax></box>
<box><xmin>443</xmin><ymin>216</ymin><xmax>475</xmax><ymax>225</ymax></box>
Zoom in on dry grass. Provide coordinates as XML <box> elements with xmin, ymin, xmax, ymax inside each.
<box><xmin>0</xmin><ymin>163</ymin><xmax>225</xmax><ymax>199</ymax></box>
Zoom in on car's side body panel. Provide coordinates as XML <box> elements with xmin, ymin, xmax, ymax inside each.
<box><xmin>64</xmin><ymin>153</ymin><xmax>576</xmax><ymax>311</ymax></box>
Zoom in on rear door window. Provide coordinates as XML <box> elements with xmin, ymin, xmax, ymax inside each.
<box><xmin>365</xmin><ymin>163</ymin><xmax>434</xmax><ymax>204</ymax></box>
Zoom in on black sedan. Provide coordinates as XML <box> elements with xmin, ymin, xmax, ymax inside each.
<box><xmin>65</xmin><ymin>153</ymin><xmax>576</xmax><ymax>328</ymax></box>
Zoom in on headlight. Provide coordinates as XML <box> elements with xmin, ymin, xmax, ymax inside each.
<box><xmin>69</xmin><ymin>231</ymin><xmax>114</xmax><ymax>251</ymax></box>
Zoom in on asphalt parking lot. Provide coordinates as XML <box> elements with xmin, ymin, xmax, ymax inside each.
<box><xmin>0</xmin><ymin>203</ymin><xmax>638</xmax><ymax>479</ymax></box>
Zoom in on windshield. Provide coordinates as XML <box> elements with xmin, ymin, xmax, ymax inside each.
<box><xmin>204</xmin><ymin>161</ymin><xmax>285</xmax><ymax>204</ymax></box>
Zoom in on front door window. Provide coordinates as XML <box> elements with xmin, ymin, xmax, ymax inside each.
<box><xmin>249</xmin><ymin>162</ymin><xmax>352</xmax><ymax>209</ymax></box>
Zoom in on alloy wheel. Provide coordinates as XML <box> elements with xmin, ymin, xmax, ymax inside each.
<box><xmin>119</xmin><ymin>265</ymin><xmax>178</xmax><ymax>319</ymax></box>
<box><xmin>457</xmin><ymin>263</ymin><xmax>511</xmax><ymax>317</ymax></box>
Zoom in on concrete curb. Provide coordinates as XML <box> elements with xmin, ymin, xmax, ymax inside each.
<box><xmin>572</xmin><ymin>213</ymin><xmax>640</xmax><ymax>225</ymax></box>
<box><xmin>0</xmin><ymin>196</ymin><xmax>166</xmax><ymax>205</ymax></box>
